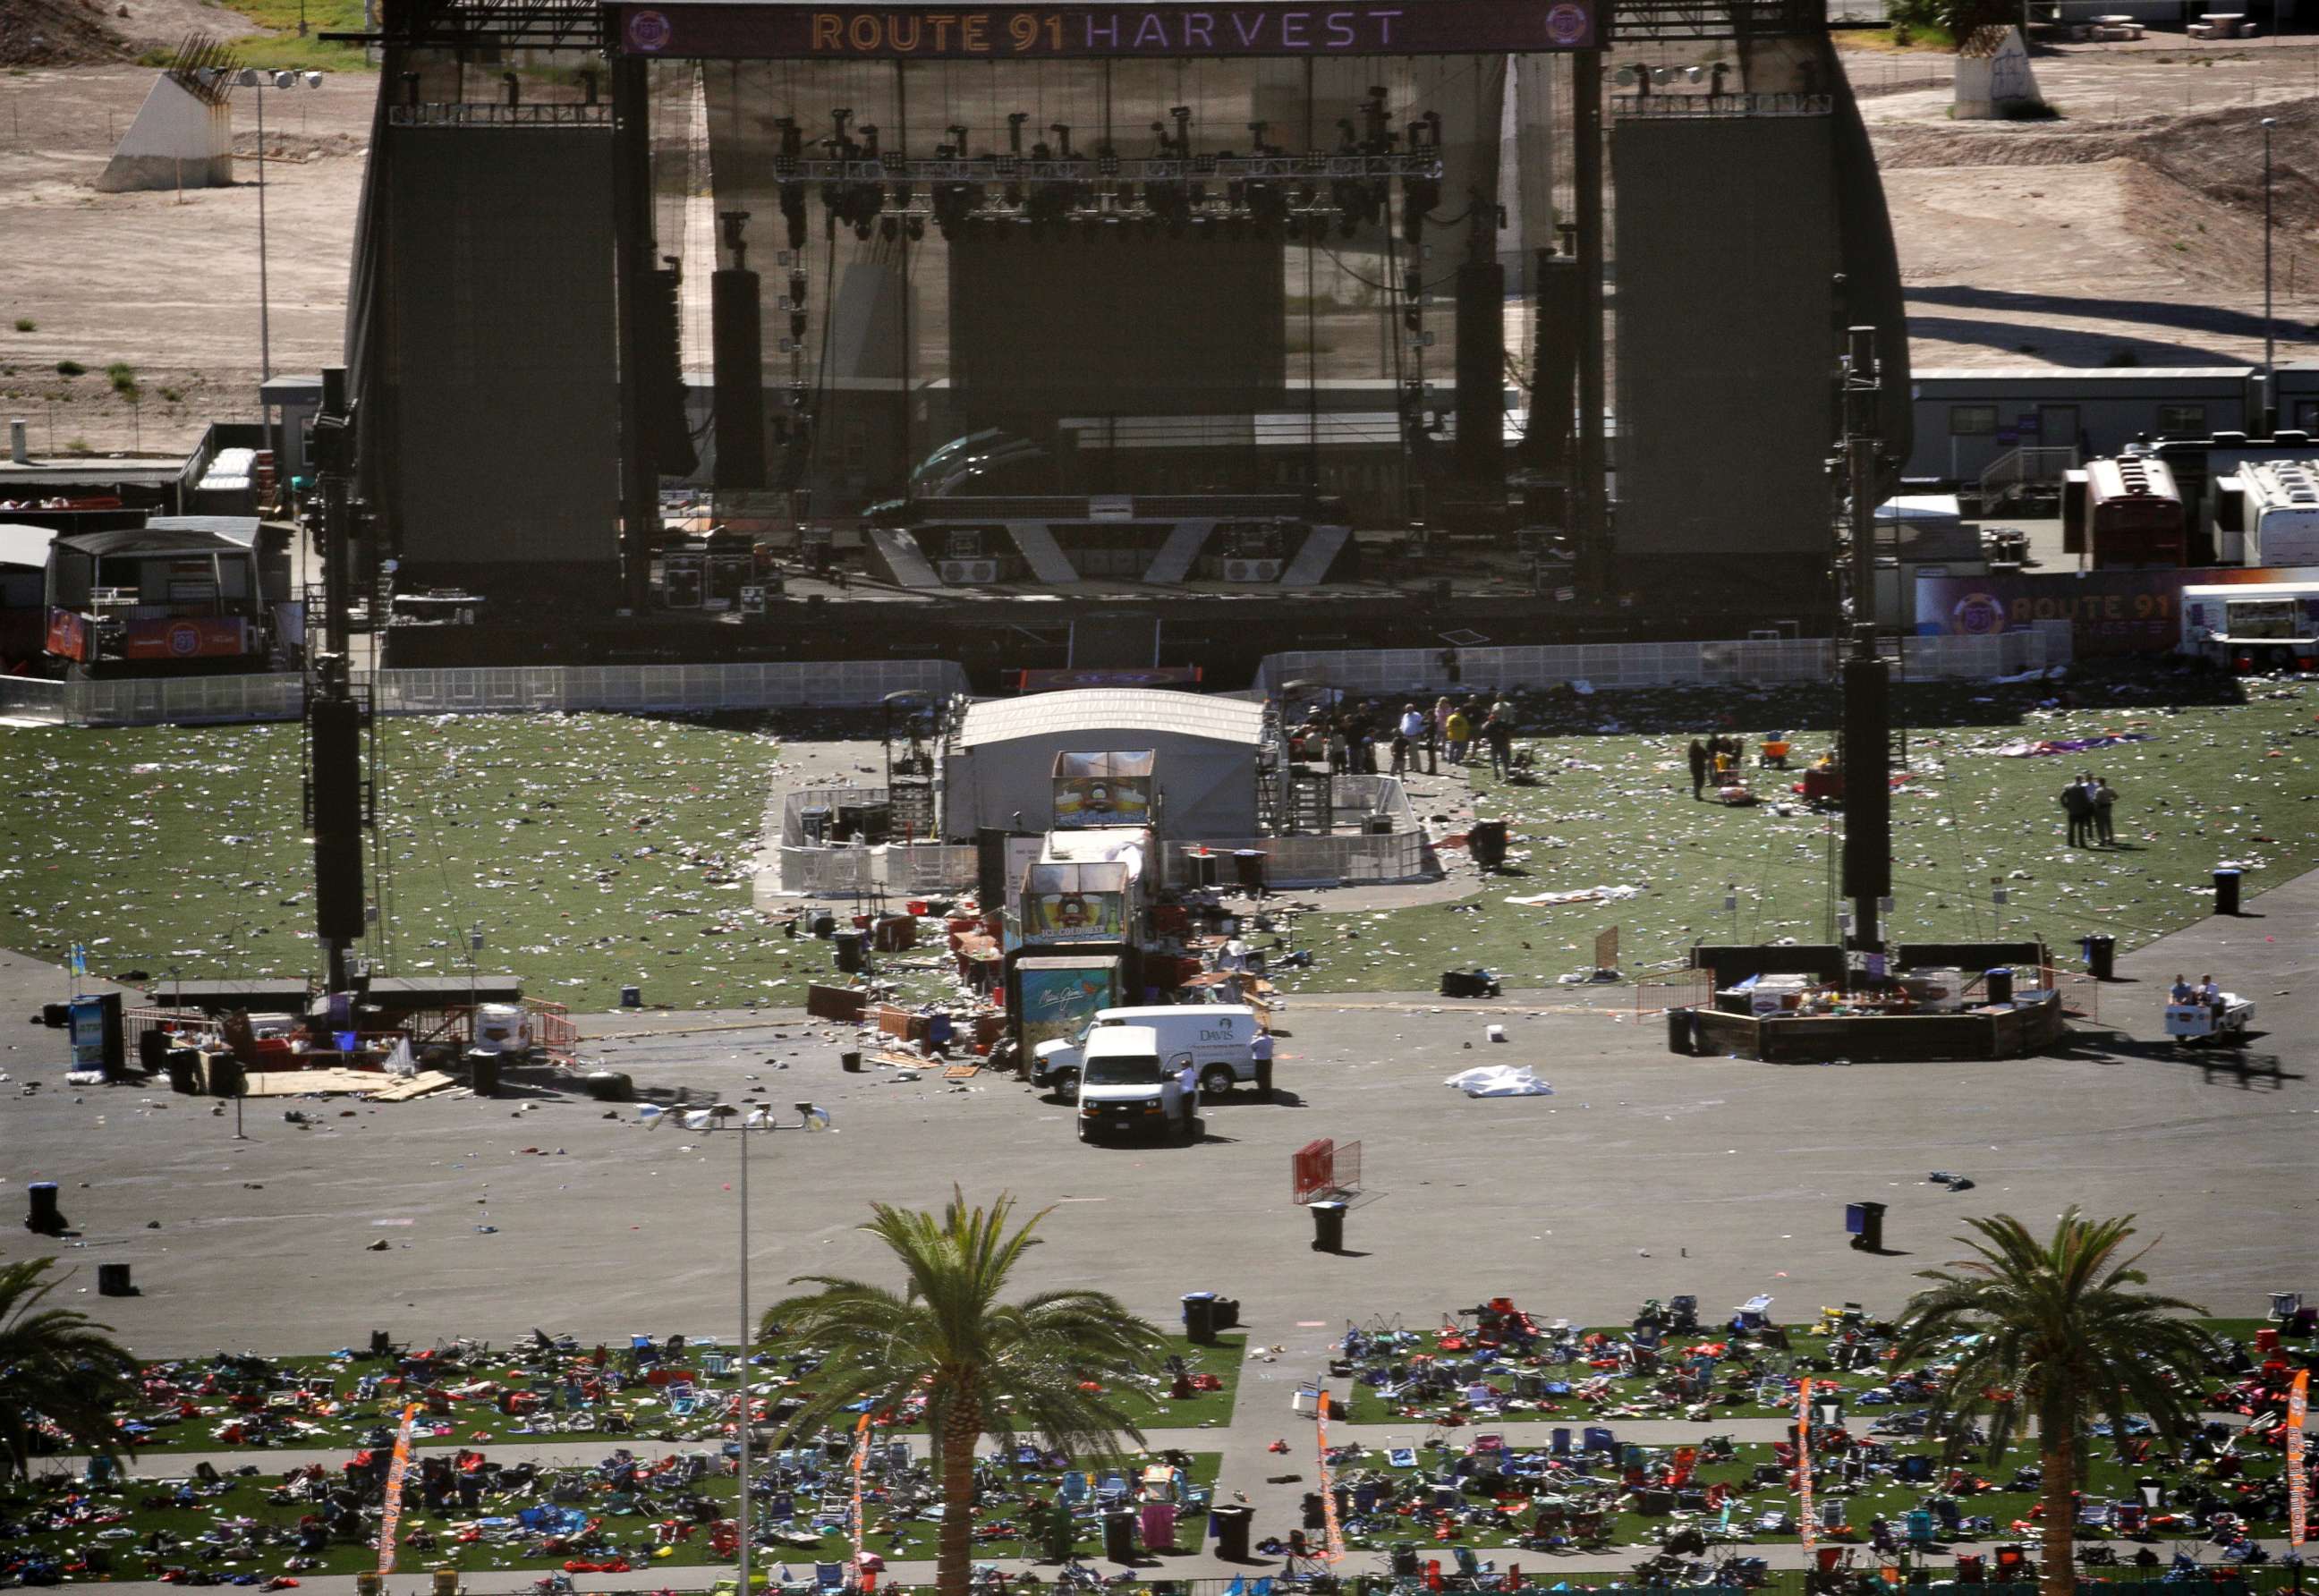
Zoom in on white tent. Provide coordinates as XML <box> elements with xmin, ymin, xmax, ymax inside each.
<box><xmin>943</xmin><ymin>689</ymin><xmax>1268</xmax><ymax>842</ymax></box>
<box><xmin>95</xmin><ymin>70</ymin><xmax>234</xmax><ymax>193</ymax></box>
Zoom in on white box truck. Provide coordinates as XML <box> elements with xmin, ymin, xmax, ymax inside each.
<box><xmin>1033</xmin><ymin>1005</ymin><xmax>1265</xmax><ymax>1100</ymax></box>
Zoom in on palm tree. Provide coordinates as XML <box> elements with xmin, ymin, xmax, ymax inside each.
<box><xmin>1891</xmin><ymin>1209</ymin><xmax>2214</xmax><ymax>1596</ymax></box>
<box><xmin>0</xmin><ymin>1258</ymin><xmax>143</xmax><ymax>1479</ymax></box>
<box><xmin>761</xmin><ymin>1190</ymin><xmax>1166</xmax><ymax>1596</ymax></box>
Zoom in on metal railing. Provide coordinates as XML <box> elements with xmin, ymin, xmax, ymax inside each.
<box><xmin>1978</xmin><ymin>445</ymin><xmax>2081</xmax><ymax>507</ymax></box>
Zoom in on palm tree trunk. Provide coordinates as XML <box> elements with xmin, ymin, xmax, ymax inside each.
<box><xmin>2039</xmin><ymin>1433</ymin><xmax>2076</xmax><ymax>1596</ymax></box>
<box><xmin>938</xmin><ymin>1405</ymin><xmax>981</xmax><ymax>1596</ymax></box>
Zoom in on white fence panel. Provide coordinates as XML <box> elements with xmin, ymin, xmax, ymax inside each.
<box><xmin>0</xmin><ymin>677</ymin><xmax>68</xmax><ymax>722</ymax></box>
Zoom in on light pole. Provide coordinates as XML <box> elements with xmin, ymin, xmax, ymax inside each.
<box><xmin>710</xmin><ymin>1099</ymin><xmax>834</xmax><ymax>1596</ymax></box>
<box><xmin>233</xmin><ymin>69</ymin><xmax>324</xmax><ymax>382</ymax></box>
<box><xmin>2264</xmin><ymin>115</ymin><xmax>2278</xmax><ymax>435</ymax></box>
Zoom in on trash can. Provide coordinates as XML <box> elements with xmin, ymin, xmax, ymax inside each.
<box><xmin>1846</xmin><ymin>1201</ymin><xmax>1887</xmax><ymax>1252</ymax></box>
<box><xmin>139</xmin><ymin>1026</ymin><xmax>169</xmax><ymax>1076</ymax></box>
<box><xmin>1389</xmin><ymin>1542</ymin><xmax>1421</xmax><ymax>1578</ymax></box>
<box><xmin>2214</xmin><ymin>867</ymin><xmax>2242</xmax><ymax>916</ymax></box>
<box><xmin>1666</xmin><ymin>1006</ymin><xmax>1696</xmax><ymax>1056</ymax></box>
<box><xmin>1183</xmin><ymin>1292</ymin><xmax>1219</xmax><ymax>1345</ymax></box>
<box><xmin>207</xmin><ymin>1054</ymin><xmax>245</xmax><ymax>1099</ymax></box>
<box><xmin>2081</xmin><ymin>935</ymin><xmax>2117</xmax><ymax>981</ymax></box>
<box><xmin>1233</xmin><ymin>849</ymin><xmax>1267</xmax><ymax>894</ymax></box>
<box><xmin>1468</xmin><ymin>819</ymin><xmax>1509</xmax><ymax>872</ymax></box>
<box><xmin>1309</xmin><ymin>1199</ymin><xmax>1347</xmax><ymax>1252</ymax></box>
<box><xmin>834</xmin><ymin>930</ymin><xmax>866</xmax><ymax>973</ymax></box>
<box><xmin>841</xmin><ymin>1050</ymin><xmax>864</xmax><ymax>1074</ymax></box>
<box><xmin>1211</xmin><ymin>1504</ymin><xmax>1254</xmax><ymax>1562</ymax></box>
<box><xmin>468</xmin><ymin>1049</ymin><xmax>502</xmax><ymax>1099</ymax></box>
<box><xmin>97</xmin><ymin>1262</ymin><xmax>134</xmax><ymax>1296</ymax></box>
<box><xmin>1302</xmin><ymin>1491</ymin><xmax>1326</xmax><ymax>1530</ymax></box>
<box><xmin>1101</xmin><ymin>1509</ymin><xmax>1138</xmax><ymax>1563</ymax></box>
<box><xmin>25</xmin><ymin>1181</ymin><xmax>64</xmax><ymax>1235</ymax></box>
<box><xmin>1984</xmin><ymin>967</ymin><xmax>2014</xmax><ymax>1005</ymax></box>
<box><xmin>1187</xmin><ymin>849</ymin><xmax>1220</xmax><ymax>890</ymax></box>
<box><xmin>166</xmin><ymin>1048</ymin><xmax>202</xmax><ymax>1095</ymax></box>
<box><xmin>620</xmin><ymin>985</ymin><xmax>642</xmax><ymax>1008</ymax></box>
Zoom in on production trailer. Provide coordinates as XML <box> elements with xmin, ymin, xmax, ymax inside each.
<box><xmin>2066</xmin><ymin>455</ymin><xmax>2186</xmax><ymax>569</ymax></box>
<box><xmin>2214</xmin><ymin>460</ymin><xmax>2319</xmax><ymax>567</ymax></box>
<box><xmin>2179</xmin><ymin>581</ymin><xmax>2319</xmax><ymax>673</ymax></box>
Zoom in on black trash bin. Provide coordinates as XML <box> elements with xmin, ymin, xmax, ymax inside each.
<box><xmin>2081</xmin><ymin>935</ymin><xmax>2117</xmax><ymax>981</ymax></box>
<box><xmin>1309</xmin><ymin>1199</ymin><xmax>1347</xmax><ymax>1252</ymax></box>
<box><xmin>1468</xmin><ymin>819</ymin><xmax>1509</xmax><ymax>872</ymax></box>
<box><xmin>1667</xmin><ymin>1006</ymin><xmax>1696</xmax><ymax>1056</ymax></box>
<box><xmin>26</xmin><ymin>1181</ymin><xmax>64</xmax><ymax>1235</ymax></box>
<box><xmin>166</xmin><ymin>1048</ymin><xmax>202</xmax><ymax>1095</ymax></box>
<box><xmin>138</xmin><ymin>1026</ymin><xmax>169</xmax><ymax>1076</ymax></box>
<box><xmin>1389</xmin><ymin>1543</ymin><xmax>1421</xmax><ymax>1578</ymax></box>
<box><xmin>1183</xmin><ymin>1293</ymin><xmax>1219</xmax><ymax>1345</ymax></box>
<box><xmin>1302</xmin><ymin>1491</ymin><xmax>1327</xmax><ymax>1531</ymax></box>
<box><xmin>1212</xmin><ymin>1504</ymin><xmax>1254</xmax><ymax>1562</ymax></box>
<box><xmin>2214</xmin><ymin>868</ymin><xmax>2242</xmax><ymax>916</ymax></box>
<box><xmin>97</xmin><ymin>1262</ymin><xmax>135</xmax><ymax>1296</ymax></box>
<box><xmin>1847</xmin><ymin>1201</ymin><xmax>1887</xmax><ymax>1252</ymax></box>
<box><xmin>834</xmin><ymin>930</ymin><xmax>865</xmax><ymax>973</ymax></box>
<box><xmin>1102</xmin><ymin>1509</ymin><xmax>1138</xmax><ymax>1563</ymax></box>
<box><xmin>1984</xmin><ymin>967</ymin><xmax>2014</xmax><ymax>1005</ymax></box>
<box><xmin>841</xmin><ymin>1049</ymin><xmax>864</xmax><ymax>1073</ymax></box>
<box><xmin>207</xmin><ymin>1054</ymin><xmax>245</xmax><ymax>1099</ymax></box>
<box><xmin>467</xmin><ymin>1049</ymin><xmax>502</xmax><ymax>1099</ymax></box>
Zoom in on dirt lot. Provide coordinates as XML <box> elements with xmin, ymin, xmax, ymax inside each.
<box><xmin>0</xmin><ymin>59</ymin><xmax>366</xmax><ymax>456</ymax></box>
<box><xmin>12</xmin><ymin>39</ymin><xmax>2319</xmax><ymax>455</ymax></box>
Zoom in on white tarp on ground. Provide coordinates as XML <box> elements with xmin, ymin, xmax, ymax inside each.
<box><xmin>943</xmin><ymin>689</ymin><xmax>1268</xmax><ymax>842</ymax></box>
<box><xmin>1444</xmin><ymin>1065</ymin><xmax>1554</xmax><ymax>1098</ymax></box>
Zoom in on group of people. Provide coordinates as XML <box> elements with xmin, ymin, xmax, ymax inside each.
<box><xmin>1685</xmin><ymin>734</ymin><xmax>1752</xmax><ymax>800</ymax></box>
<box><xmin>2170</xmin><ymin>972</ymin><xmax>2228</xmax><ymax>1017</ymax></box>
<box><xmin>2057</xmin><ymin>772</ymin><xmax>2121</xmax><ymax>846</ymax></box>
<box><xmin>1295</xmin><ymin>693</ymin><xmax>1519</xmax><ymax>780</ymax></box>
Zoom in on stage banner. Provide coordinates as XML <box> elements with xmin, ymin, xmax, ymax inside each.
<box><xmin>377</xmin><ymin>1403</ymin><xmax>419</xmax><ymax>1574</ymax></box>
<box><xmin>1315</xmin><ymin>1391</ymin><xmax>1346</xmax><ymax>1563</ymax></box>
<box><xmin>1797</xmin><ymin>1379</ymin><xmax>1815</xmax><ymax>1551</ymax></box>
<box><xmin>2290</xmin><ymin>1368</ymin><xmax>2307</xmax><ymax>1547</ymax></box>
<box><xmin>615</xmin><ymin>0</ymin><xmax>1602</xmax><ymax>58</ymax></box>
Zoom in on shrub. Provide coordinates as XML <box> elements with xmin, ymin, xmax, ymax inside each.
<box><xmin>11</xmin><ymin>318</ymin><xmax>32</xmax><ymax>333</ymax></box>
<box><xmin>55</xmin><ymin>359</ymin><xmax>84</xmax><ymax>377</ymax></box>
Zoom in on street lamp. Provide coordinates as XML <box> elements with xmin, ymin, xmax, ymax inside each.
<box><xmin>2264</xmin><ymin>116</ymin><xmax>2278</xmax><ymax>435</ymax></box>
<box><xmin>708</xmin><ymin>1099</ymin><xmax>835</xmax><ymax>1596</ymax></box>
<box><xmin>234</xmin><ymin>68</ymin><xmax>325</xmax><ymax>381</ymax></box>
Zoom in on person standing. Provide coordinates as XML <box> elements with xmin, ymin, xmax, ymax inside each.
<box><xmin>2059</xmin><ymin>778</ymin><xmax>2092</xmax><ymax>846</ymax></box>
<box><xmin>1398</xmin><ymin>702</ymin><xmax>1428</xmax><ymax>776</ymax></box>
<box><xmin>1389</xmin><ymin>723</ymin><xmax>1409</xmax><ymax>776</ymax></box>
<box><xmin>1444</xmin><ymin>705</ymin><xmax>1472</xmax><ymax>766</ymax></box>
<box><xmin>1485</xmin><ymin>709</ymin><xmax>1515</xmax><ymax>780</ymax></box>
<box><xmin>2094</xmin><ymin>777</ymin><xmax>2119</xmax><ymax>845</ymax></box>
<box><xmin>1688</xmin><ymin>738</ymin><xmax>1710</xmax><ymax>801</ymax></box>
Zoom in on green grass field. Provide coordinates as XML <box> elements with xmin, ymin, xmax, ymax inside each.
<box><xmin>105</xmin><ymin>1335</ymin><xmax>1243</xmax><ymax>1455</ymax></box>
<box><xmin>1269</xmin><ymin>676</ymin><xmax>2317</xmax><ymax>994</ymax></box>
<box><xmin>1</xmin><ymin>713</ymin><xmax>794</xmax><ymax>1014</ymax></box>
<box><xmin>2</xmin><ymin>674</ymin><xmax>2311</xmax><ymax>1017</ymax></box>
<box><xmin>0</xmin><ymin>1450</ymin><xmax>1224</xmax><ymax>1580</ymax></box>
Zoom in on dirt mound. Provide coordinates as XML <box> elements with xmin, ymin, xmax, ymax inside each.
<box><xmin>0</xmin><ymin>0</ymin><xmax>132</xmax><ymax>64</ymax></box>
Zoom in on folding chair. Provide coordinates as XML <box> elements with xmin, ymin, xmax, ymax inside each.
<box><xmin>813</xmin><ymin>1562</ymin><xmax>847</xmax><ymax>1592</ymax></box>
<box><xmin>1549</xmin><ymin>1428</ymin><xmax>1571</xmax><ymax>1459</ymax></box>
<box><xmin>1582</xmin><ymin>1426</ymin><xmax>1615</xmax><ymax>1458</ymax></box>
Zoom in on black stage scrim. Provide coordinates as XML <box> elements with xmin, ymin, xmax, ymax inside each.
<box><xmin>384</xmin><ymin>121</ymin><xmax>622</xmax><ymax>579</ymax></box>
<box><xmin>1611</xmin><ymin>110</ymin><xmax>1837</xmax><ymax>573</ymax></box>
<box><xmin>696</xmin><ymin>47</ymin><xmax>1507</xmax><ymax>513</ymax></box>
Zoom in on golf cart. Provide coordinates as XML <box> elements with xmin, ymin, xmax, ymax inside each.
<box><xmin>2165</xmin><ymin>991</ymin><xmax>2254</xmax><ymax>1048</ymax></box>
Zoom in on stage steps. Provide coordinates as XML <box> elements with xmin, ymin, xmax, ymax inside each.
<box><xmin>1140</xmin><ymin>520</ymin><xmax>1215</xmax><ymax>585</ymax></box>
<box><xmin>867</xmin><ymin>528</ymin><xmax>944</xmax><ymax>590</ymax></box>
<box><xmin>1279</xmin><ymin>523</ymin><xmax>1349</xmax><ymax>587</ymax></box>
<box><xmin>1004</xmin><ymin>522</ymin><xmax>1079</xmax><ymax>584</ymax></box>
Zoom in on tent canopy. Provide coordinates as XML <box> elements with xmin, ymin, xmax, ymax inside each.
<box><xmin>945</xmin><ymin>690</ymin><xmax>1266</xmax><ymax>842</ymax></box>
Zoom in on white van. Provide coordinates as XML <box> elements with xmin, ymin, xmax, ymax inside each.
<box><xmin>1033</xmin><ymin>1005</ymin><xmax>1263</xmax><ymax>1099</ymax></box>
<box><xmin>1075</xmin><ymin>1024</ymin><xmax>1196</xmax><ymax>1144</ymax></box>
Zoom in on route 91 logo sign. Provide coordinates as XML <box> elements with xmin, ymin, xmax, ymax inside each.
<box><xmin>166</xmin><ymin>622</ymin><xmax>204</xmax><ymax>657</ymax></box>
<box><xmin>1543</xmin><ymin>2</ymin><xmax>1592</xmax><ymax>45</ymax></box>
